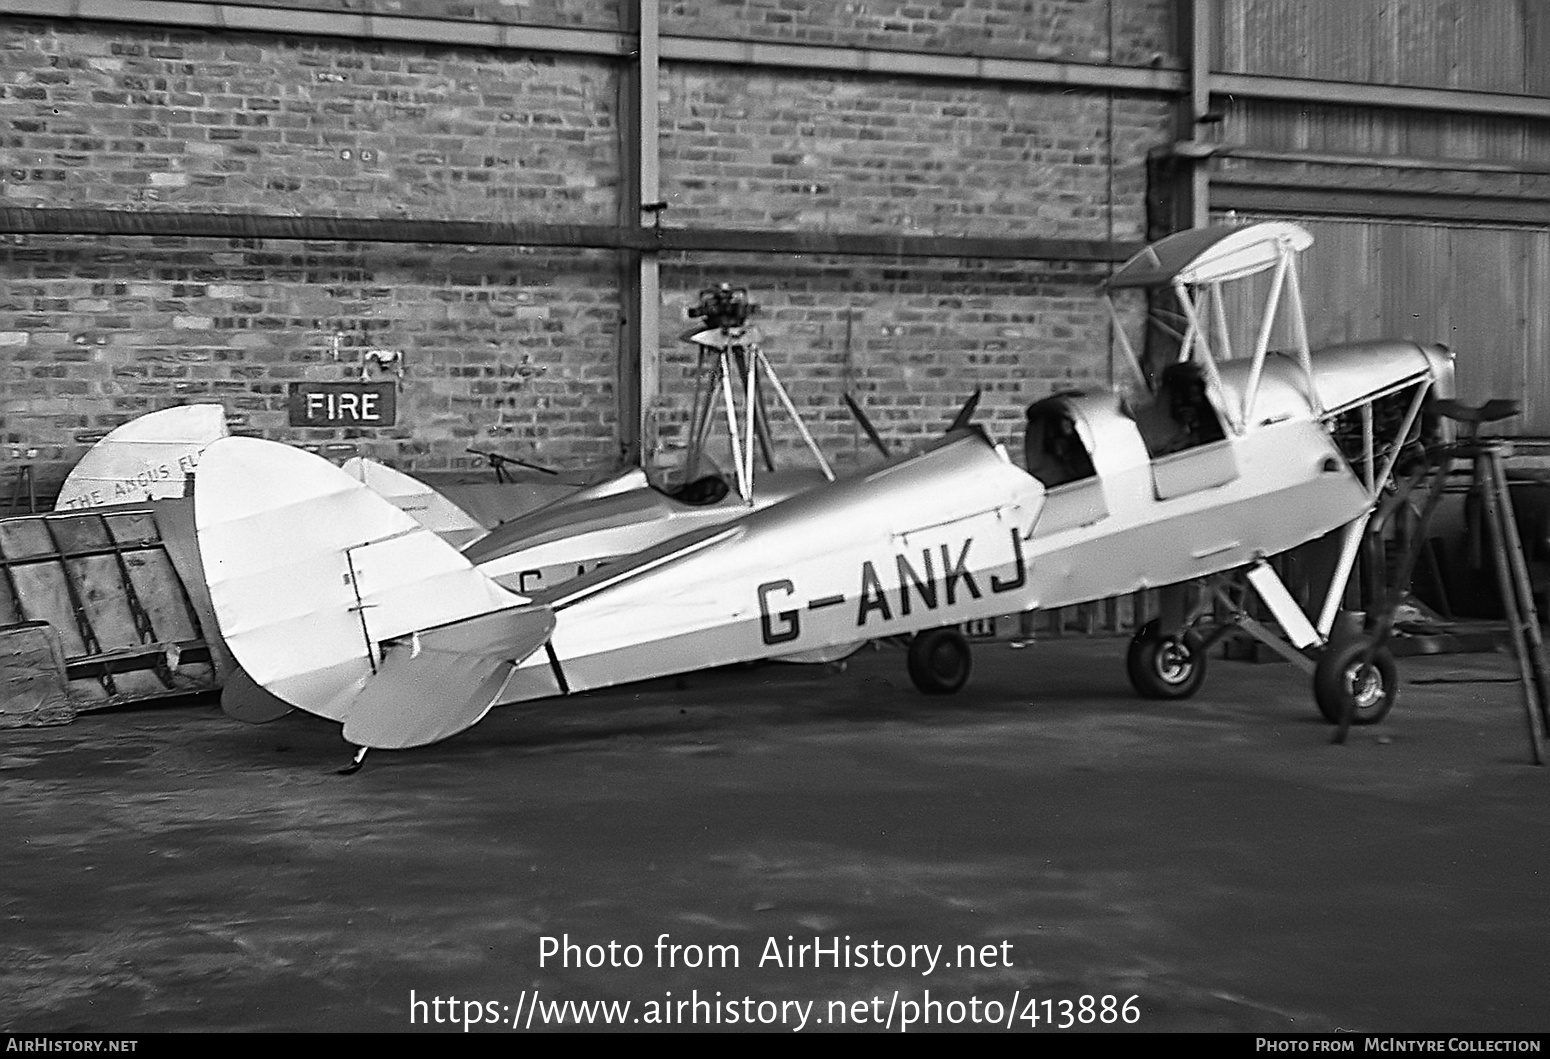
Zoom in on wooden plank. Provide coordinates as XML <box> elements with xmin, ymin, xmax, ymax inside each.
<box><xmin>1385</xmin><ymin>222</ymin><xmax>1453</xmax><ymax>361</ymax></box>
<box><xmin>47</xmin><ymin>513</ymin><xmax>112</xmax><ymax>554</ymax></box>
<box><xmin>1212</xmin><ymin>73</ymin><xmax>1550</xmax><ymax>121</ymax></box>
<box><xmin>1218</xmin><ymin>0</ymin><xmax>1531</xmax><ymax>93</ymax></box>
<box><xmin>103</xmin><ymin>510</ymin><xmax>164</xmax><ymax>549</ymax></box>
<box><xmin>68</xmin><ymin>554</ymin><xmax>146</xmax><ymax>652</ymax></box>
<box><xmin>121</xmin><ymin>548</ymin><xmax>200</xmax><ymax>643</ymax></box>
<box><xmin>0</xmin><ymin>623</ymin><xmax>75</xmax><ymax>728</ymax></box>
<box><xmin>4</xmin><ymin>0</ymin><xmax>632</xmax><ymax>58</ymax></box>
<box><xmin>1530</xmin><ymin>0</ymin><xmax>1550</xmax><ymax>97</ymax></box>
<box><xmin>1446</xmin><ymin>229</ymin><xmax>1525</xmax><ymax>410</ymax></box>
<box><xmin>5</xmin><ymin>563</ymin><xmax>85</xmax><ymax>656</ymax></box>
<box><xmin>0</xmin><ymin>508</ymin><xmax>223</xmax><ymax>706</ymax></box>
<box><xmin>1211</xmin><ymin>181</ymin><xmax>1550</xmax><ymax>226</ymax></box>
<box><xmin>1524</xmin><ymin>230</ymin><xmax>1550</xmax><ymax>432</ymax></box>
<box><xmin>0</xmin><ymin>519</ymin><xmax>56</xmax><ymax>561</ymax></box>
<box><xmin>1454</xmin><ymin>0</ymin><xmax>1527</xmax><ymax>93</ymax></box>
<box><xmin>0</xmin><ymin>575</ymin><xmax>20</xmax><ymax>625</ymax></box>
<box><xmin>1294</xmin><ymin>219</ymin><xmax>1381</xmax><ymax>345</ymax></box>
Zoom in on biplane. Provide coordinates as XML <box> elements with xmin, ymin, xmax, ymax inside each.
<box><xmin>191</xmin><ymin>222</ymin><xmax>1451</xmax><ymax>757</ymax></box>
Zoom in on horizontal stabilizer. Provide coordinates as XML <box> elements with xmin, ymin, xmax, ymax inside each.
<box><xmin>341</xmin><ymin>605</ymin><xmax>556</xmax><ymax>749</ymax></box>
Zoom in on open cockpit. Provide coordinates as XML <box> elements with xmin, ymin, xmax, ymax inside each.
<box><xmin>1023</xmin><ymin>393</ymin><xmax>1097</xmax><ymax>489</ymax></box>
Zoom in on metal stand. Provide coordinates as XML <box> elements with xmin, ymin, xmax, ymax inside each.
<box><xmin>8</xmin><ymin>464</ymin><xmax>37</xmax><ymax>514</ymax></box>
<box><xmin>682</xmin><ymin>326</ymin><xmax>833</xmax><ymax>503</ymax></box>
<box><xmin>1367</xmin><ymin>399</ymin><xmax>1548</xmax><ymax>764</ymax></box>
<box><xmin>465</xmin><ymin>448</ymin><xmax>558</xmax><ymax>483</ymax></box>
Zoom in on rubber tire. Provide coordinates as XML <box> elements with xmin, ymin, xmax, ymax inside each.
<box><xmin>1314</xmin><ymin>636</ymin><xmax>1397</xmax><ymax>726</ymax></box>
<box><xmin>907</xmin><ymin>628</ymin><xmax>973</xmax><ymax>695</ymax></box>
<box><xmin>1126</xmin><ymin>619</ymin><xmax>1207</xmax><ymax>700</ymax></box>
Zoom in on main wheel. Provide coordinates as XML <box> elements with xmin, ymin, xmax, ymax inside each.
<box><xmin>907</xmin><ymin>628</ymin><xmax>972</xmax><ymax>694</ymax></box>
<box><xmin>1126</xmin><ymin>619</ymin><xmax>1207</xmax><ymax>700</ymax></box>
<box><xmin>1313</xmin><ymin>636</ymin><xmax>1397</xmax><ymax>725</ymax></box>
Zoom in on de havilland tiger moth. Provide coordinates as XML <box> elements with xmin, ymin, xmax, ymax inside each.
<box><xmin>191</xmin><ymin>222</ymin><xmax>1453</xmax><ymax>760</ymax></box>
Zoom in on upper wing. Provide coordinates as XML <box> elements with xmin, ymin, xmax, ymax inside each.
<box><xmin>57</xmin><ymin>404</ymin><xmax>229</xmax><ymax>510</ymax></box>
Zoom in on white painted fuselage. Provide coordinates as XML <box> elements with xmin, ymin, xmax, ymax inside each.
<box><xmin>489</xmin><ymin>342</ymin><xmax>1445</xmax><ymax>707</ymax></box>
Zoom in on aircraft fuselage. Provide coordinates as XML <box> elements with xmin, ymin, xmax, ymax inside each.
<box><xmin>489</xmin><ymin>343</ymin><xmax>1438</xmax><ymax>707</ymax></box>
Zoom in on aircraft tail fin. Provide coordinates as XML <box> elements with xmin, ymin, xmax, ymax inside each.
<box><xmin>195</xmin><ymin>437</ymin><xmax>537</xmax><ymax>728</ymax></box>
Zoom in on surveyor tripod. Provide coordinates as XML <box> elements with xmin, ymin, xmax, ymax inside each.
<box><xmin>681</xmin><ymin>324</ymin><xmax>833</xmax><ymax>502</ymax></box>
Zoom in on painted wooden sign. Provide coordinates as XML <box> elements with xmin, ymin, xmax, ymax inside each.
<box><xmin>287</xmin><ymin>382</ymin><xmax>397</xmax><ymax>427</ymax></box>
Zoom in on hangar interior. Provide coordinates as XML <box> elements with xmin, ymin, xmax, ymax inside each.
<box><xmin>5</xmin><ymin>1</ymin><xmax>1545</xmax><ymax>478</ymax></box>
<box><xmin>0</xmin><ymin>4</ymin><xmax>1542</xmax><ymax>555</ymax></box>
<box><xmin>4</xmin><ymin>1</ymin><xmax>1550</xmax><ymax>1037</ymax></box>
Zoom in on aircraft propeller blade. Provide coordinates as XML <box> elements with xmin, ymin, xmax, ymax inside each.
<box><xmin>845</xmin><ymin>388</ymin><xmax>983</xmax><ymax>461</ymax></box>
<box><xmin>843</xmin><ymin>392</ymin><xmax>893</xmax><ymax>459</ymax></box>
<box><xmin>947</xmin><ymin>389</ymin><xmax>982</xmax><ymax>433</ymax></box>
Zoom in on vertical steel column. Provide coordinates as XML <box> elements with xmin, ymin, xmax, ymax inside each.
<box><xmin>1181</xmin><ymin>0</ymin><xmax>1212</xmax><ymax>228</ymax></box>
<box><xmin>617</xmin><ymin>1</ymin><xmax>662</xmax><ymax>467</ymax></box>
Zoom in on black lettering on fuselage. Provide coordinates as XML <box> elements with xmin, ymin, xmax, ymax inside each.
<box><xmin>801</xmin><ymin>528</ymin><xmax>1028</xmax><ymax>635</ymax></box>
<box><xmin>896</xmin><ymin>549</ymin><xmax>937</xmax><ymax>616</ymax></box>
<box><xmin>941</xmin><ymin>540</ymin><xmax>981</xmax><ymax>605</ymax></box>
<box><xmin>857</xmin><ymin>561</ymin><xmax>892</xmax><ymax>626</ymax></box>
<box><xmin>758</xmin><ymin>579</ymin><xmax>801</xmax><ymax>644</ymax></box>
<box><xmin>990</xmin><ymin>528</ymin><xmax>1026</xmax><ymax>594</ymax></box>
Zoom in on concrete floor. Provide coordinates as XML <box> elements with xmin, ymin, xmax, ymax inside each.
<box><xmin>1</xmin><ymin>637</ymin><xmax>1546</xmax><ymax>1033</ymax></box>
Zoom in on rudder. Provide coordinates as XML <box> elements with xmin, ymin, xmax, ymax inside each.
<box><xmin>195</xmin><ymin>437</ymin><xmax>527</xmax><ymax>722</ymax></box>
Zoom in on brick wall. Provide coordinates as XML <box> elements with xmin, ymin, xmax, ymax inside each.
<box><xmin>651</xmin><ymin>59</ymin><xmax>1164</xmax><ymax>472</ymax></box>
<box><xmin>660</xmin><ymin>68</ymin><xmax>1156</xmax><ymax>239</ymax></box>
<box><xmin>0</xmin><ymin>13</ymin><xmax>625</xmax><ymax>482</ymax></box>
<box><xmin>227</xmin><ymin>0</ymin><xmax>621</xmax><ymax>30</ymax></box>
<box><xmin>656</xmin><ymin>254</ymin><xmax>1124</xmax><ymax>476</ymax></box>
<box><xmin>0</xmin><ymin>237</ymin><xmax>621</xmax><ymax>470</ymax></box>
<box><xmin>1</xmin><ymin>1</ymin><xmax>1177</xmax><ymax>495</ymax></box>
<box><xmin>0</xmin><ymin>19</ymin><xmax>620</xmax><ymax>219</ymax></box>
<box><xmin>664</xmin><ymin>0</ymin><xmax>1177</xmax><ymax>65</ymax></box>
